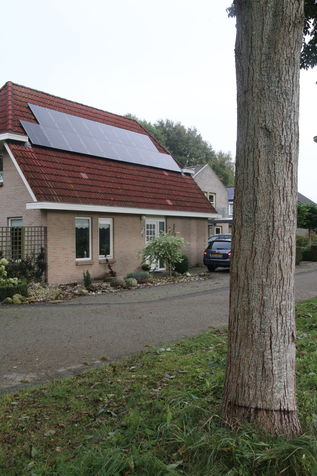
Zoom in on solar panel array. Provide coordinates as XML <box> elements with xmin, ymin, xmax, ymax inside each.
<box><xmin>20</xmin><ymin>104</ymin><xmax>181</xmax><ymax>173</ymax></box>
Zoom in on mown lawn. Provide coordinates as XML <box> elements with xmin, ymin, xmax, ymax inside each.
<box><xmin>0</xmin><ymin>299</ymin><xmax>316</xmax><ymax>475</ymax></box>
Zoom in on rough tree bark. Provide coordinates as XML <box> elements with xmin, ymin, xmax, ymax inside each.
<box><xmin>222</xmin><ymin>0</ymin><xmax>304</xmax><ymax>438</ymax></box>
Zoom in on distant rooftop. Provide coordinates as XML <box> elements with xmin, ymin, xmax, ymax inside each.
<box><xmin>298</xmin><ymin>192</ymin><xmax>316</xmax><ymax>205</ymax></box>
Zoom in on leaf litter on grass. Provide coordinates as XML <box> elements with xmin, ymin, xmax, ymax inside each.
<box><xmin>0</xmin><ymin>300</ymin><xmax>316</xmax><ymax>475</ymax></box>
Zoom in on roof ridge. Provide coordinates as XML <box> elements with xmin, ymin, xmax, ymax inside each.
<box><xmin>8</xmin><ymin>81</ymin><xmax>140</xmax><ymax>127</ymax></box>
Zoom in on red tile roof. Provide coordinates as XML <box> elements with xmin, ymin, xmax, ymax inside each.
<box><xmin>8</xmin><ymin>144</ymin><xmax>214</xmax><ymax>213</ymax></box>
<box><xmin>1</xmin><ymin>82</ymin><xmax>215</xmax><ymax>214</ymax></box>
<box><xmin>0</xmin><ymin>82</ymin><xmax>167</xmax><ymax>153</ymax></box>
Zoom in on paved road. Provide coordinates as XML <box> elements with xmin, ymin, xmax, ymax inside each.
<box><xmin>0</xmin><ymin>263</ymin><xmax>316</xmax><ymax>393</ymax></box>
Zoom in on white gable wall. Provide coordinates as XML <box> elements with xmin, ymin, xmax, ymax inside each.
<box><xmin>193</xmin><ymin>165</ymin><xmax>229</xmax><ymax>218</ymax></box>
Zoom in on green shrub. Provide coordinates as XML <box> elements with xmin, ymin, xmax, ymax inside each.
<box><xmin>125</xmin><ymin>277</ymin><xmax>138</xmax><ymax>288</ymax></box>
<box><xmin>141</xmin><ymin>232</ymin><xmax>185</xmax><ymax>276</ymax></box>
<box><xmin>141</xmin><ymin>263</ymin><xmax>151</xmax><ymax>271</ymax></box>
<box><xmin>0</xmin><ymin>282</ymin><xmax>28</xmax><ymax>301</ymax></box>
<box><xmin>302</xmin><ymin>247</ymin><xmax>312</xmax><ymax>261</ymax></box>
<box><xmin>296</xmin><ymin>234</ymin><xmax>308</xmax><ymax>247</ymax></box>
<box><xmin>5</xmin><ymin>248</ymin><xmax>46</xmax><ymax>282</ymax></box>
<box><xmin>296</xmin><ymin>246</ymin><xmax>303</xmax><ymax>265</ymax></box>
<box><xmin>126</xmin><ymin>271</ymin><xmax>151</xmax><ymax>283</ymax></box>
<box><xmin>174</xmin><ymin>254</ymin><xmax>189</xmax><ymax>274</ymax></box>
<box><xmin>310</xmin><ymin>245</ymin><xmax>317</xmax><ymax>261</ymax></box>
<box><xmin>83</xmin><ymin>270</ymin><xmax>92</xmax><ymax>288</ymax></box>
<box><xmin>302</xmin><ymin>246</ymin><xmax>317</xmax><ymax>262</ymax></box>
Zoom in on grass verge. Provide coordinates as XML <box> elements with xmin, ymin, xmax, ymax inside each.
<box><xmin>0</xmin><ymin>299</ymin><xmax>316</xmax><ymax>475</ymax></box>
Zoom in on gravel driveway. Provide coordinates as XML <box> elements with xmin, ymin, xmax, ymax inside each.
<box><xmin>1</xmin><ymin>262</ymin><xmax>316</xmax><ymax>393</ymax></box>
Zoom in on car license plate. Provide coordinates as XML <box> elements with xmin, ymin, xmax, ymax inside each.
<box><xmin>212</xmin><ymin>253</ymin><xmax>222</xmax><ymax>257</ymax></box>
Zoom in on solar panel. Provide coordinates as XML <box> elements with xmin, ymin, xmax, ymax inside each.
<box><xmin>20</xmin><ymin>104</ymin><xmax>180</xmax><ymax>173</ymax></box>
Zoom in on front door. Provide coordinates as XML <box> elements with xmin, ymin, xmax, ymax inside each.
<box><xmin>145</xmin><ymin>218</ymin><xmax>165</xmax><ymax>270</ymax></box>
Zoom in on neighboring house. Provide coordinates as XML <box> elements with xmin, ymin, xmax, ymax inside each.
<box><xmin>298</xmin><ymin>192</ymin><xmax>316</xmax><ymax>205</ymax></box>
<box><xmin>186</xmin><ymin>164</ymin><xmax>232</xmax><ymax>236</ymax></box>
<box><xmin>0</xmin><ymin>82</ymin><xmax>217</xmax><ymax>283</ymax></box>
<box><xmin>225</xmin><ymin>188</ymin><xmax>316</xmax><ymax>235</ymax></box>
<box><xmin>228</xmin><ymin>188</ymin><xmax>316</xmax><ymax>208</ymax></box>
<box><xmin>226</xmin><ymin>186</ymin><xmax>234</xmax><ymax>219</ymax></box>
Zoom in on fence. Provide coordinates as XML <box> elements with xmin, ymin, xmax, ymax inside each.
<box><xmin>0</xmin><ymin>226</ymin><xmax>47</xmax><ymax>280</ymax></box>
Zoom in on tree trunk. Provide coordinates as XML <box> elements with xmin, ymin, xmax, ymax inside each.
<box><xmin>222</xmin><ymin>0</ymin><xmax>304</xmax><ymax>438</ymax></box>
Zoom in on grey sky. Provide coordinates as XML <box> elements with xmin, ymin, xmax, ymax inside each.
<box><xmin>1</xmin><ymin>0</ymin><xmax>316</xmax><ymax>200</ymax></box>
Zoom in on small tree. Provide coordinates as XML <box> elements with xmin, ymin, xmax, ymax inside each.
<box><xmin>141</xmin><ymin>233</ymin><xmax>185</xmax><ymax>276</ymax></box>
<box><xmin>297</xmin><ymin>203</ymin><xmax>317</xmax><ymax>246</ymax></box>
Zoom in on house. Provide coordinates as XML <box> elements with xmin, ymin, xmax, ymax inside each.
<box><xmin>227</xmin><ymin>188</ymin><xmax>316</xmax><ymax>209</ymax></box>
<box><xmin>298</xmin><ymin>192</ymin><xmax>316</xmax><ymax>205</ymax></box>
<box><xmin>186</xmin><ymin>164</ymin><xmax>232</xmax><ymax>236</ymax></box>
<box><xmin>226</xmin><ymin>186</ymin><xmax>234</xmax><ymax>219</ymax></box>
<box><xmin>224</xmin><ymin>187</ymin><xmax>316</xmax><ymax>237</ymax></box>
<box><xmin>0</xmin><ymin>82</ymin><xmax>217</xmax><ymax>283</ymax></box>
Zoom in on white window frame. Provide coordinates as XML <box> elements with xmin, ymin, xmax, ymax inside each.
<box><xmin>75</xmin><ymin>217</ymin><xmax>91</xmax><ymax>261</ymax></box>
<box><xmin>8</xmin><ymin>217</ymin><xmax>23</xmax><ymax>227</ymax></box>
<box><xmin>98</xmin><ymin>218</ymin><xmax>113</xmax><ymax>259</ymax></box>
<box><xmin>8</xmin><ymin>217</ymin><xmax>23</xmax><ymax>261</ymax></box>
<box><xmin>144</xmin><ymin>217</ymin><xmax>166</xmax><ymax>271</ymax></box>
<box><xmin>206</xmin><ymin>192</ymin><xmax>216</xmax><ymax>207</ymax></box>
<box><xmin>228</xmin><ymin>202</ymin><xmax>234</xmax><ymax>217</ymax></box>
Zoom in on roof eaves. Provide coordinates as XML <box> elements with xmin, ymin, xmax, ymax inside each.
<box><xmin>4</xmin><ymin>143</ymin><xmax>37</xmax><ymax>201</ymax></box>
<box><xmin>26</xmin><ymin>200</ymin><xmax>219</xmax><ymax>219</ymax></box>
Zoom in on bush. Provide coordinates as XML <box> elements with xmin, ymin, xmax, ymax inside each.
<box><xmin>141</xmin><ymin>263</ymin><xmax>151</xmax><ymax>272</ymax></box>
<box><xmin>302</xmin><ymin>246</ymin><xmax>317</xmax><ymax>262</ymax></box>
<box><xmin>174</xmin><ymin>254</ymin><xmax>189</xmax><ymax>274</ymax></box>
<box><xmin>5</xmin><ymin>248</ymin><xmax>46</xmax><ymax>282</ymax></box>
<box><xmin>296</xmin><ymin>247</ymin><xmax>304</xmax><ymax>265</ymax></box>
<box><xmin>0</xmin><ymin>257</ymin><xmax>28</xmax><ymax>301</ymax></box>
<box><xmin>125</xmin><ymin>278</ymin><xmax>138</xmax><ymax>288</ymax></box>
<box><xmin>296</xmin><ymin>234</ymin><xmax>308</xmax><ymax>248</ymax></box>
<box><xmin>310</xmin><ymin>245</ymin><xmax>317</xmax><ymax>261</ymax></box>
<box><xmin>141</xmin><ymin>232</ymin><xmax>185</xmax><ymax>276</ymax></box>
<box><xmin>83</xmin><ymin>270</ymin><xmax>92</xmax><ymax>288</ymax></box>
<box><xmin>0</xmin><ymin>282</ymin><xmax>28</xmax><ymax>301</ymax></box>
<box><xmin>126</xmin><ymin>271</ymin><xmax>151</xmax><ymax>283</ymax></box>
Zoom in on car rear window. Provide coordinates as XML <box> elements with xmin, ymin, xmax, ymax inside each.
<box><xmin>211</xmin><ymin>241</ymin><xmax>231</xmax><ymax>250</ymax></box>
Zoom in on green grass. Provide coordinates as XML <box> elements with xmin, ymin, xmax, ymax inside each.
<box><xmin>0</xmin><ymin>300</ymin><xmax>317</xmax><ymax>475</ymax></box>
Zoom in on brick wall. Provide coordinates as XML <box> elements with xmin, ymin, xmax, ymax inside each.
<box><xmin>0</xmin><ymin>150</ymin><xmax>45</xmax><ymax>226</ymax></box>
<box><xmin>46</xmin><ymin>211</ymin><xmax>145</xmax><ymax>284</ymax></box>
<box><xmin>166</xmin><ymin>217</ymin><xmax>208</xmax><ymax>266</ymax></box>
<box><xmin>46</xmin><ymin>211</ymin><xmax>208</xmax><ymax>284</ymax></box>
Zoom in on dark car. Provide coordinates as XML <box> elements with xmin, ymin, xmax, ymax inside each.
<box><xmin>203</xmin><ymin>239</ymin><xmax>232</xmax><ymax>271</ymax></box>
<box><xmin>208</xmin><ymin>233</ymin><xmax>232</xmax><ymax>243</ymax></box>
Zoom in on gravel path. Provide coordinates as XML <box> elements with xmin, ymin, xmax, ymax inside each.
<box><xmin>0</xmin><ymin>262</ymin><xmax>316</xmax><ymax>393</ymax></box>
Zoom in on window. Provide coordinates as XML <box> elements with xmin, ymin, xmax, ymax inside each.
<box><xmin>75</xmin><ymin>217</ymin><xmax>91</xmax><ymax>260</ymax></box>
<box><xmin>8</xmin><ymin>217</ymin><xmax>23</xmax><ymax>260</ymax></box>
<box><xmin>215</xmin><ymin>226</ymin><xmax>222</xmax><ymax>235</ymax></box>
<box><xmin>207</xmin><ymin>192</ymin><xmax>216</xmax><ymax>207</ymax></box>
<box><xmin>144</xmin><ymin>218</ymin><xmax>165</xmax><ymax>270</ymax></box>
<box><xmin>99</xmin><ymin>218</ymin><xmax>113</xmax><ymax>258</ymax></box>
<box><xmin>228</xmin><ymin>202</ymin><xmax>234</xmax><ymax>216</ymax></box>
<box><xmin>145</xmin><ymin>219</ymin><xmax>165</xmax><ymax>243</ymax></box>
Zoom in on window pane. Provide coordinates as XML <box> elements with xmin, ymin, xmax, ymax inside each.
<box><xmin>146</xmin><ymin>223</ymin><xmax>156</xmax><ymax>242</ymax></box>
<box><xmin>76</xmin><ymin>218</ymin><xmax>90</xmax><ymax>259</ymax></box>
<box><xmin>10</xmin><ymin>218</ymin><xmax>23</xmax><ymax>227</ymax></box>
<box><xmin>99</xmin><ymin>223</ymin><xmax>110</xmax><ymax>256</ymax></box>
